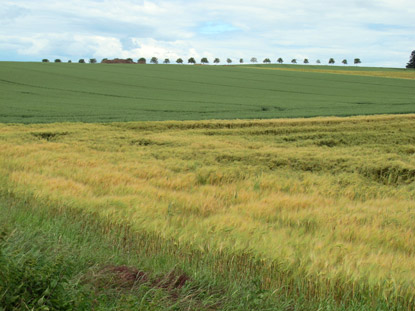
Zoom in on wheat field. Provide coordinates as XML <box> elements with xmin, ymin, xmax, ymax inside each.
<box><xmin>1</xmin><ymin>114</ymin><xmax>415</xmax><ymax>308</ymax></box>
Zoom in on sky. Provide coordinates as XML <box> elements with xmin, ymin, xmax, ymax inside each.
<box><xmin>0</xmin><ymin>0</ymin><xmax>414</xmax><ymax>67</ymax></box>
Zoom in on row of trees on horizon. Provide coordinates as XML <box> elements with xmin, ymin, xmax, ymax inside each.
<box><xmin>42</xmin><ymin>57</ymin><xmax>363</xmax><ymax>65</ymax></box>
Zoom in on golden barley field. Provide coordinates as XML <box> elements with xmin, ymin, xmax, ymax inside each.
<box><xmin>1</xmin><ymin>114</ymin><xmax>415</xmax><ymax>307</ymax></box>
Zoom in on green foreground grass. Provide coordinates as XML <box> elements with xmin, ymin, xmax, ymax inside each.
<box><xmin>0</xmin><ymin>197</ymin><xmax>224</xmax><ymax>311</ymax></box>
<box><xmin>0</xmin><ymin>194</ymin><xmax>395</xmax><ymax>311</ymax></box>
<box><xmin>0</xmin><ymin>62</ymin><xmax>414</xmax><ymax>123</ymax></box>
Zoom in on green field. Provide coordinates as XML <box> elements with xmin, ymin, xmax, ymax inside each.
<box><xmin>1</xmin><ymin>62</ymin><xmax>414</xmax><ymax>123</ymax></box>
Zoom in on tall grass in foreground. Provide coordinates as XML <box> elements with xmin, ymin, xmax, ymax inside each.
<box><xmin>1</xmin><ymin>114</ymin><xmax>415</xmax><ymax>309</ymax></box>
<box><xmin>1</xmin><ymin>195</ymin><xmax>368</xmax><ymax>310</ymax></box>
<box><xmin>0</xmin><ymin>198</ymin><xmax>229</xmax><ymax>310</ymax></box>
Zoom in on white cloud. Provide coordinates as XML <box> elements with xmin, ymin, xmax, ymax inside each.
<box><xmin>0</xmin><ymin>0</ymin><xmax>414</xmax><ymax>67</ymax></box>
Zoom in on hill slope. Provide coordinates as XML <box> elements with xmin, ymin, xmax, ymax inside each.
<box><xmin>0</xmin><ymin>62</ymin><xmax>414</xmax><ymax>123</ymax></box>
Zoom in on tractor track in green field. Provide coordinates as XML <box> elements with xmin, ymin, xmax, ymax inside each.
<box><xmin>0</xmin><ymin>78</ymin><xmax>263</xmax><ymax>109</ymax></box>
<box><xmin>3</xmin><ymin>65</ymin><xmax>270</xmax><ymax>102</ymax></box>
<box><xmin>0</xmin><ymin>75</ymin><xmax>366</xmax><ymax>102</ymax></box>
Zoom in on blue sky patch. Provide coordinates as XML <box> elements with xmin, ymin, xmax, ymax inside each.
<box><xmin>198</xmin><ymin>22</ymin><xmax>239</xmax><ymax>35</ymax></box>
<box><xmin>366</xmin><ymin>23</ymin><xmax>410</xmax><ymax>31</ymax></box>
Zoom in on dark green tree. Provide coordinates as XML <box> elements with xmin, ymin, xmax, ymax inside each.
<box><xmin>150</xmin><ymin>57</ymin><xmax>158</xmax><ymax>64</ymax></box>
<box><xmin>291</xmin><ymin>59</ymin><xmax>297</xmax><ymax>64</ymax></box>
<box><xmin>227</xmin><ymin>58</ymin><xmax>232</xmax><ymax>64</ymax></box>
<box><xmin>406</xmin><ymin>51</ymin><xmax>415</xmax><ymax>69</ymax></box>
<box><xmin>214</xmin><ymin>58</ymin><xmax>220</xmax><ymax>64</ymax></box>
<box><xmin>188</xmin><ymin>57</ymin><xmax>196</xmax><ymax>64</ymax></box>
<box><xmin>201</xmin><ymin>57</ymin><xmax>209</xmax><ymax>64</ymax></box>
<box><xmin>263</xmin><ymin>58</ymin><xmax>271</xmax><ymax>64</ymax></box>
<box><xmin>54</xmin><ymin>59</ymin><xmax>61</xmax><ymax>63</ymax></box>
<box><xmin>316</xmin><ymin>59</ymin><xmax>321</xmax><ymax>64</ymax></box>
<box><xmin>176</xmin><ymin>58</ymin><xmax>183</xmax><ymax>64</ymax></box>
<box><xmin>89</xmin><ymin>58</ymin><xmax>97</xmax><ymax>64</ymax></box>
<box><xmin>354</xmin><ymin>58</ymin><xmax>361</xmax><ymax>65</ymax></box>
<box><xmin>277</xmin><ymin>58</ymin><xmax>283</xmax><ymax>64</ymax></box>
<box><xmin>138</xmin><ymin>57</ymin><xmax>146</xmax><ymax>64</ymax></box>
<box><xmin>42</xmin><ymin>59</ymin><xmax>49</xmax><ymax>63</ymax></box>
<box><xmin>329</xmin><ymin>58</ymin><xmax>335</xmax><ymax>64</ymax></box>
<box><xmin>239</xmin><ymin>58</ymin><xmax>244</xmax><ymax>64</ymax></box>
<box><xmin>79</xmin><ymin>59</ymin><xmax>85</xmax><ymax>63</ymax></box>
<box><xmin>342</xmin><ymin>59</ymin><xmax>348</xmax><ymax>65</ymax></box>
<box><xmin>163</xmin><ymin>58</ymin><xmax>170</xmax><ymax>64</ymax></box>
<box><xmin>304</xmin><ymin>58</ymin><xmax>309</xmax><ymax>64</ymax></box>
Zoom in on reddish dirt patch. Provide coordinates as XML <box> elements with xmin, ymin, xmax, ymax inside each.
<box><xmin>88</xmin><ymin>265</ymin><xmax>149</xmax><ymax>290</ymax></box>
<box><xmin>103</xmin><ymin>265</ymin><xmax>148</xmax><ymax>287</ymax></box>
<box><xmin>155</xmin><ymin>270</ymin><xmax>191</xmax><ymax>289</ymax></box>
<box><xmin>85</xmin><ymin>265</ymin><xmax>222</xmax><ymax>309</ymax></box>
<box><xmin>94</xmin><ymin>265</ymin><xmax>191</xmax><ymax>291</ymax></box>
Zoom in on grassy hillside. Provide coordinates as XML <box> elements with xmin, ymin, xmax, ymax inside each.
<box><xmin>0</xmin><ymin>62</ymin><xmax>414</xmax><ymax>123</ymax></box>
<box><xmin>1</xmin><ymin>115</ymin><xmax>415</xmax><ymax>309</ymax></box>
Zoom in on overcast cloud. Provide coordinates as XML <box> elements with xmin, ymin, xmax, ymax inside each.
<box><xmin>0</xmin><ymin>0</ymin><xmax>414</xmax><ymax>67</ymax></box>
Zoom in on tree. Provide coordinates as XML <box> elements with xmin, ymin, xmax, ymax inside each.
<box><xmin>42</xmin><ymin>59</ymin><xmax>49</xmax><ymax>63</ymax></box>
<box><xmin>150</xmin><ymin>57</ymin><xmax>158</xmax><ymax>64</ymax></box>
<box><xmin>79</xmin><ymin>59</ymin><xmax>85</xmax><ymax>63</ymax></box>
<box><xmin>354</xmin><ymin>58</ymin><xmax>361</xmax><ymax>65</ymax></box>
<box><xmin>250</xmin><ymin>57</ymin><xmax>257</xmax><ymax>63</ymax></box>
<box><xmin>163</xmin><ymin>58</ymin><xmax>170</xmax><ymax>64</ymax></box>
<box><xmin>213</xmin><ymin>58</ymin><xmax>220</xmax><ymax>64</ymax></box>
<box><xmin>239</xmin><ymin>58</ymin><xmax>244</xmax><ymax>64</ymax></box>
<box><xmin>291</xmin><ymin>59</ymin><xmax>297</xmax><ymax>64</ymax></box>
<box><xmin>227</xmin><ymin>58</ymin><xmax>232</xmax><ymax>64</ymax></box>
<box><xmin>201</xmin><ymin>57</ymin><xmax>209</xmax><ymax>64</ymax></box>
<box><xmin>304</xmin><ymin>58</ymin><xmax>309</xmax><ymax>64</ymax></box>
<box><xmin>89</xmin><ymin>58</ymin><xmax>97</xmax><ymax>64</ymax></box>
<box><xmin>406</xmin><ymin>51</ymin><xmax>415</xmax><ymax>69</ymax></box>
<box><xmin>68</xmin><ymin>60</ymin><xmax>72</xmax><ymax>63</ymax></box>
<box><xmin>277</xmin><ymin>58</ymin><xmax>283</xmax><ymax>64</ymax></box>
<box><xmin>316</xmin><ymin>59</ymin><xmax>321</xmax><ymax>64</ymax></box>
<box><xmin>342</xmin><ymin>59</ymin><xmax>348</xmax><ymax>65</ymax></box>
<box><xmin>126</xmin><ymin>58</ymin><xmax>134</xmax><ymax>63</ymax></box>
<box><xmin>138</xmin><ymin>57</ymin><xmax>146</xmax><ymax>64</ymax></box>
<box><xmin>188</xmin><ymin>57</ymin><xmax>196</xmax><ymax>64</ymax></box>
<box><xmin>329</xmin><ymin>58</ymin><xmax>335</xmax><ymax>64</ymax></box>
<box><xmin>54</xmin><ymin>59</ymin><xmax>61</xmax><ymax>63</ymax></box>
<box><xmin>101</xmin><ymin>58</ymin><xmax>108</xmax><ymax>63</ymax></box>
<box><xmin>263</xmin><ymin>58</ymin><xmax>271</xmax><ymax>64</ymax></box>
<box><xmin>176</xmin><ymin>58</ymin><xmax>183</xmax><ymax>64</ymax></box>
